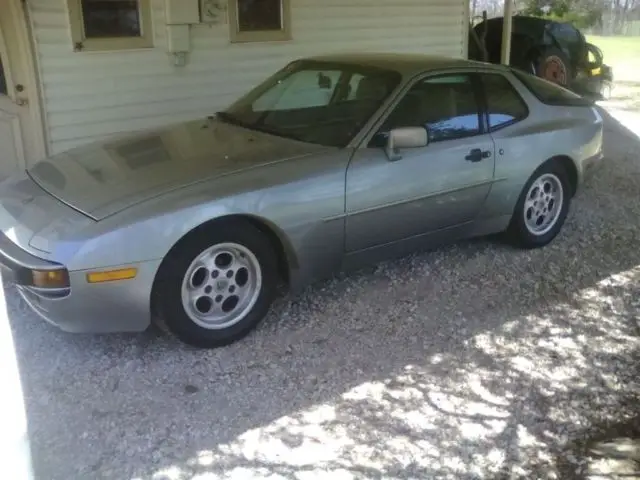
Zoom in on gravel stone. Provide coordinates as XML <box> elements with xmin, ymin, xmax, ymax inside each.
<box><xmin>3</xmin><ymin>106</ymin><xmax>640</xmax><ymax>479</ymax></box>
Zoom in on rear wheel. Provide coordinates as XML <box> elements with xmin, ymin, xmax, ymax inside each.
<box><xmin>507</xmin><ymin>162</ymin><xmax>572</xmax><ymax>249</ymax></box>
<box><xmin>536</xmin><ymin>47</ymin><xmax>572</xmax><ymax>86</ymax></box>
<box><xmin>152</xmin><ymin>221</ymin><xmax>278</xmax><ymax>348</ymax></box>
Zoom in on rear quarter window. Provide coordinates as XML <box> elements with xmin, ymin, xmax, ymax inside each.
<box><xmin>512</xmin><ymin>70</ymin><xmax>593</xmax><ymax>107</ymax></box>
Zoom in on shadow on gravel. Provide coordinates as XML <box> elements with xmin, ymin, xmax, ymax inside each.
<box><xmin>4</xmin><ymin>112</ymin><xmax>640</xmax><ymax>479</ymax></box>
<box><xmin>558</xmin><ymin>414</ymin><xmax>640</xmax><ymax>479</ymax></box>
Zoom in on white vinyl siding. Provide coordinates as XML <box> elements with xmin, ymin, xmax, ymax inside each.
<box><xmin>28</xmin><ymin>0</ymin><xmax>468</xmax><ymax>154</ymax></box>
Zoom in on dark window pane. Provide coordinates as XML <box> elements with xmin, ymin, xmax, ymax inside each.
<box><xmin>0</xmin><ymin>58</ymin><xmax>7</xmax><ymax>96</ymax></box>
<box><xmin>381</xmin><ymin>75</ymin><xmax>481</xmax><ymax>143</ymax></box>
<box><xmin>82</xmin><ymin>0</ymin><xmax>141</xmax><ymax>38</ymax></box>
<box><xmin>237</xmin><ymin>0</ymin><xmax>282</xmax><ymax>32</ymax></box>
<box><xmin>482</xmin><ymin>74</ymin><xmax>528</xmax><ymax>131</ymax></box>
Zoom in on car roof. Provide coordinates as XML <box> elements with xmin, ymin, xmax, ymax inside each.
<box><xmin>303</xmin><ymin>52</ymin><xmax>508</xmax><ymax>76</ymax></box>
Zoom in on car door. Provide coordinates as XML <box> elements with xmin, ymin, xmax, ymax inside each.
<box><xmin>344</xmin><ymin>72</ymin><xmax>496</xmax><ymax>253</ymax></box>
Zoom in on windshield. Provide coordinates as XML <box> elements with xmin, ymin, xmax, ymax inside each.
<box><xmin>220</xmin><ymin>60</ymin><xmax>402</xmax><ymax>148</ymax></box>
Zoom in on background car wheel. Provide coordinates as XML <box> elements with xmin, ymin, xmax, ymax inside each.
<box><xmin>152</xmin><ymin>221</ymin><xmax>278</xmax><ymax>348</ymax></box>
<box><xmin>507</xmin><ymin>162</ymin><xmax>571</xmax><ymax>249</ymax></box>
<box><xmin>536</xmin><ymin>47</ymin><xmax>572</xmax><ymax>86</ymax></box>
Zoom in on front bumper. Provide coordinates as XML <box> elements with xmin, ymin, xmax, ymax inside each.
<box><xmin>0</xmin><ymin>232</ymin><xmax>160</xmax><ymax>334</ymax></box>
<box><xmin>0</xmin><ymin>231</ymin><xmax>64</xmax><ymax>283</ymax></box>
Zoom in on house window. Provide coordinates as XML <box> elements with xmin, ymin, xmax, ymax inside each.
<box><xmin>228</xmin><ymin>0</ymin><xmax>291</xmax><ymax>43</ymax></box>
<box><xmin>67</xmin><ymin>0</ymin><xmax>153</xmax><ymax>51</ymax></box>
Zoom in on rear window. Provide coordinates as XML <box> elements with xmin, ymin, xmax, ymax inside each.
<box><xmin>511</xmin><ymin>69</ymin><xmax>593</xmax><ymax>107</ymax></box>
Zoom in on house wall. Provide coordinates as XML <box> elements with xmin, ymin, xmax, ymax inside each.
<box><xmin>28</xmin><ymin>0</ymin><xmax>469</xmax><ymax>155</ymax></box>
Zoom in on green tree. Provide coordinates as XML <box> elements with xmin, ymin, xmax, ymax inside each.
<box><xmin>522</xmin><ymin>0</ymin><xmax>603</xmax><ymax>28</ymax></box>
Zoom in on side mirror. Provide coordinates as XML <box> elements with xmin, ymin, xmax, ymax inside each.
<box><xmin>384</xmin><ymin>127</ymin><xmax>428</xmax><ymax>161</ymax></box>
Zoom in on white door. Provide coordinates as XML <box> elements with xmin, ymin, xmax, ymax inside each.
<box><xmin>0</xmin><ymin>60</ymin><xmax>27</xmax><ymax>180</ymax></box>
<box><xmin>0</xmin><ymin>0</ymin><xmax>45</xmax><ymax>181</ymax></box>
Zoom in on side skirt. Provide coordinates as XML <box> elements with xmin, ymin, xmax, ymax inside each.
<box><xmin>341</xmin><ymin>214</ymin><xmax>513</xmax><ymax>274</ymax></box>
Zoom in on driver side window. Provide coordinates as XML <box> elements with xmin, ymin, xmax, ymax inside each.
<box><xmin>376</xmin><ymin>73</ymin><xmax>481</xmax><ymax>145</ymax></box>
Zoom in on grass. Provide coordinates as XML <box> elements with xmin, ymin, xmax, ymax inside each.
<box><xmin>586</xmin><ymin>35</ymin><xmax>640</xmax><ymax>76</ymax></box>
<box><xmin>586</xmin><ymin>36</ymin><xmax>640</xmax><ymax>131</ymax></box>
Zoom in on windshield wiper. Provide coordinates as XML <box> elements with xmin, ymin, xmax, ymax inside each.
<box><xmin>214</xmin><ymin>111</ymin><xmax>252</xmax><ymax>128</ymax></box>
<box><xmin>214</xmin><ymin>111</ymin><xmax>303</xmax><ymax>142</ymax></box>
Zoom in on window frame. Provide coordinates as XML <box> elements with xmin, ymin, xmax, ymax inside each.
<box><xmin>228</xmin><ymin>0</ymin><xmax>292</xmax><ymax>43</ymax></box>
<box><xmin>367</xmin><ymin>70</ymin><xmax>487</xmax><ymax>147</ymax></box>
<box><xmin>67</xmin><ymin>0</ymin><xmax>154</xmax><ymax>52</ymax></box>
<box><xmin>477</xmin><ymin>72</ymin><xmax>530</xmax><ymax>134</ymax></box>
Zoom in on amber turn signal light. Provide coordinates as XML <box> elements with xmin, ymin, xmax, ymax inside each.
<box><xmin>32</xmin><ymin>269</ymin><xmax>70</xmax><ymax>289</ymax></box>
<box><xmin>86</xmin><ymin>267</ymin><xmax>137</xmax><ymax>284</ymax></box>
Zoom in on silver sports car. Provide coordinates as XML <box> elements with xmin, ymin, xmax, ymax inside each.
<box><xmin>0</xmin><ymin>54</ymin><xmax>603</xmax><ymax>348</ymax></box>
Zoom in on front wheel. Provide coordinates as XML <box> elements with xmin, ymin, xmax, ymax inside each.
<box><xmin>152</xmin><ymin>221</ymin><xmax>278</xmax><ymax>348</ymax></box>
<box><xmin>507</xmin><ymin>163</ymin><xmax>571</xmax><ymax>249</ymax></box>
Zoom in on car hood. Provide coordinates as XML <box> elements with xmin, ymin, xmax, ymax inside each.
<box><xmin>27</xmin><ymin>118</ymin><xmax>328</xmax><ymax>220</ymax></box>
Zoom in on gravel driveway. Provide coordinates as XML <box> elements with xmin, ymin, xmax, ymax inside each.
<box><xmin>4</xmin><ymin>108</ymin><xmax>640</xmax><ymax>480</ymax></box>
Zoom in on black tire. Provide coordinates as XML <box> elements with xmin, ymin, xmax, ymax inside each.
<box><xmin>151</xmin><ymin>220</ymin><xmax>278</xmax><ymax>348</ymax></box>
<box><xmin>535</xmin><ymin>47</ymin><xmax>573</xmax><ymax>87</ymax></box>
<box><xmin>507</xmin><ymin>161</ymin><xmax>572</xmax><ymax>249</ymax></box>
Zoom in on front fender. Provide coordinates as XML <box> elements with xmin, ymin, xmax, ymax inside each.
<box><xmin>62</xmin><ymin>190</ymin><xmax>269</xmax><ymax>271</ymax></box>
<box><xmin>61</xmin><ymin>149</ymin><xmax>349</xmax><ymax>291</ymax></box>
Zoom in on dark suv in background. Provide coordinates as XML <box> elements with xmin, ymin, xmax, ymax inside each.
<box><xmin>469</xmin><ymin>15</ymin><xmax>613</xmax><ymax>99</ymax></box>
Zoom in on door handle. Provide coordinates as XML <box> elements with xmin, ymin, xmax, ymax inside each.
<box><xmin>465</xmin><ymin>149</ymin><xmax>491</xmax><ymax>162</ymax></box>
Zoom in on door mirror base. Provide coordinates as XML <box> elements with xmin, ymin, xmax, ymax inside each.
<box><xmin>384</xmin><ymin>127</ymin><xmax>428</xmax><ymax>161</ymax></box>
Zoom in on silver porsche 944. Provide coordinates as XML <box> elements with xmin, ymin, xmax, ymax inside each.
<box><xmin>0</xmin><ymin>54</ymin><xmax>603</xmax><ymax>348</ymax></box>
